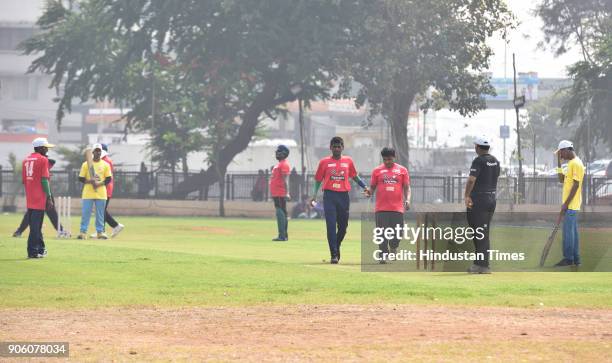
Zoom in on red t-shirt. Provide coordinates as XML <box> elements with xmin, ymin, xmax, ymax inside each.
<box><xmin>22</xmin><ymin>153</ymin><xmax>50</xmax><ymax>210</ymax></box>
<box><xmin>270</xmin><ymin>159</ymin><xmax>291</xmax><ymax>197</ymax></box>
<box><xmin>370</xmin><ymin>163</ymin><xmax>410</xmax><ymax>213</ymax></box>
<box><xmin>315</xmin><ymin>155</ymin><xmax>357</xmax><ymax>192</ymax></box>
<box><xmin>102</xmin><ymin>155</ymin><xmax>114</xmax><ymax>198</ymax></box>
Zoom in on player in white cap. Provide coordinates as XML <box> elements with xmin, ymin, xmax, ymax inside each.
<box><xmin>464</xmin><ymin>135</ymin><xmax>500</xmax><ymax>274</ymax></box>
<box><xmin>554</xmin><ymin>140</ymin><xmax>584</xmax><ymax>267</ymax></box>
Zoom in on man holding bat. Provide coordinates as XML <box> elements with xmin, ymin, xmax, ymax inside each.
<box><xmin>554</xmin><ymin>140</ymin><xmax>585</xmax><ymax>267</ymax></box>
<box><xmin>77</xmin><ymin>143</ymin><xmax>112</xmax><ymax>240</ymax></box>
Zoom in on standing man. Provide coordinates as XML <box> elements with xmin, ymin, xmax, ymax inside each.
<box><xmin>368</xmin><ymin>147</ymin><xmax>411</xmax><ymax>263</ymax></box>
<box><xmin>311</xmin><ymin>137</ymin><xmax>370</xmax><ymax>264</ymax></box>
<box><xmin>101</xmin><ymin>144</ymin><xmax>124</xmax><ymax>237</ymax></box>
<box><xmin>554</xmin><ymin>140</ymin><xmax>585</xmax><ymax>267</ymax></box>
<box><xmin>78</xmin><ymin>144</ymin><xmax>112</xmax><ymax>240</ymax></box>
<box><xmin>22</xmin><ymin>137</ymin><xmax>55</xmax><ymax>258</ymax></box>
<box><xmin>14</xmin><ymin>158</ymin><xmax>65</xmax><ymax>237</ymax></box>
<box><xmin>270</xmin><ymin>145</ymin><xmax>291</xmax><ymax>241</ymax></box>
<box><xmin>464</xmin><ymin>136</ymin><xmax>500</xmax><ymax>274</ymax></box>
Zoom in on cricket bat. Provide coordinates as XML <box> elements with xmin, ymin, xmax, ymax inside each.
<box><xmin>84</xmin><ymin>148</ymin><xmax>98</xmax><ymax>190</ymax></box>
<box><xmin>539</xmin><ymin>212</ymin><xmax>564</xmax><ymax>267</ymax></box>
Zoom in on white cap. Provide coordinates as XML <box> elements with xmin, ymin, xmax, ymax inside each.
<box><xmin>92</xmin><ymin>143</ymin><xmax>103</xmax><ymax>151</ymax></box>
<box><xmin>474</xmin><ymin>135</ymin><xmax>490</xmax><ymax>147</ymax></box>
<box><xmin>32</xmin><ymin>137</ymin><xmax>55</xmax><ymax>148</ymax></box>
<box><xmin>556</xmin><ymin>140</ymin><xmax>573</xmax><ymax>152</ymax></box>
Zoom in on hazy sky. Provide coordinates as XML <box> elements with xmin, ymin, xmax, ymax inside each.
<box><xmin>488</xmin><ymin>0</ymin><xmax>583</xmax><ymax>78</ymax></box>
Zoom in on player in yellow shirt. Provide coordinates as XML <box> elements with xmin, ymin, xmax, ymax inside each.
<box><xmin>77</xmin><ymin>144</ymin><xmax>112</xmax><ymax>240</ymax></box>
<box><xmin>554</xmin><ymin>140</ymin><xmax>585</xmax><ymax>267</ymax></box>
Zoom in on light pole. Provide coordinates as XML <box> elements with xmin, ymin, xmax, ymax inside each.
<box><xmin>513</xmin><ymin>54</ymin><xmax>526</xmax><ymax>203</ymax></box>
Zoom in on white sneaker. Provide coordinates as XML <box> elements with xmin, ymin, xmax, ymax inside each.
<box><xmin>90</xmin><ymin>233</ymin><xmax>98</xmax><ymax>239</ymax></box>
<box><xmin>111</xmin><ymin>224</ymin><xmax>124</xmax><ymax>238</ymax></box>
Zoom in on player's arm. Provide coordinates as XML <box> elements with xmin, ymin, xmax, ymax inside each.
<box><xmin>556</xmin><ymin>153</ymin><xmax>565</xmax><ymax>183</ymax></box>
<box><xmin>311</xmin><ymin>161</ymin><xmax>324</xmax><ymax>202</ymax></box>
<box><xmin>464</xmin><ymin>176</ymin><xmax>477</xmax><ymax>208</ymax></box>
<box><xmin>79</xmin><ymin>162</ymin><xmax>93</xmax><ymax>185</ymax></box>
<box><xmin>404</xmin><ymin>184</ymin><xmax>411</xmax><ymax>210</ymax></box>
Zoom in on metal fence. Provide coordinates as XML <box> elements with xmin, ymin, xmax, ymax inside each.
<box><xmin>1</xmin><ymin>168</ymin><xmax>611</xmax><ymax>206</ymax></box>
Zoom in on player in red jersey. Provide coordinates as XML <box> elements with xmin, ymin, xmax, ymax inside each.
<box><xmin>269</xmin><ymin>145</ymin><xmax>291</xmax><ymax>241</ymax></box>
<box><xmin>368</xmin><ymin>147</ymin><xmax>411</xmax><ymax>263</ymax></box>
<box><xmin>311</xmin><ymin>137</ymin><xmax>370</xmax><ymax>264</ymax></box>
<box><xmin>22</xmin><ymin>137</ymin><xmax>55</xmax><ymax>258</ymax></box>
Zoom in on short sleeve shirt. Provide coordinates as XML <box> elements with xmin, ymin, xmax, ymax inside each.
<box><xmin>22</xmin><ymin>153</ymin><xmax>50</xmax><ymax>210</ymax></box>
<box><xmin>469</xmin><ymin>154</ymin><xmax>500</xmax><ymax>193</ymax></box>
<box><xmin>315</xmin><ymin>156</ymin><xmax>357</xmax><ymax>192</ymax></box>
<box><xmin>79</xmin><ymin>160</ymin><xmax>112</xmax><ymax>200</ymax></box>
<box><xmin>270</xmin><ymin>159</ymin><xmax>291</xmax><ymax>197</ymax></box>
<box><xmin>370</xmin><ymin>163</ymin><xmax>410</xmax><ymax>213</ymax></box>
<box><xmin>563</xmin><ymin>157</ymin><xmax>585</xmax><ymax>210</ymax></box>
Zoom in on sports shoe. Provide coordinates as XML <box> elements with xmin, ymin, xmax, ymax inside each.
<box><xmin>390</xmin><ymin>247</ymin><xmax>398</xmax><ymax>254</ymax></box>
<box><xmin>40</xmin><ymin>250</ymin><xmax>48</xmax><ymax>257</ymax></box>
<box><xmin>97</xmin><ymin>232</ymin><xmax>109</xmax><ymax>240</ymax></box>
<box><xmin>479</xmin><ymin>266</ymin><xmax>492</xmax><ymax>274</ymax></box>
<box><xmin>330</xmin><ymin>257</ymin><xmax>339</xmax><ymax>264</ymax></box>
<box><xmin>12</xmin><ymin>231</ymin><xmax>22</xmax><ymax>238</ymax></box>
<box><xmin>111</xmin><ymin>224</ymin><xmax>125</xmax><ymax>238</ymax></box>
<box><xmin>90</xmin><ymin>233</ymin><xmax>98</xmax><ymax>239</ymax></box>
<box><xmin>77</xmin><ymin>233</ymin><xmax>87</xmax><ymax>240</ymax></box>
<box><xmin>554</xmin><ymin>259</ymin><xmax>573</xmax><ymax>267</ymax></box>
<box><xmin>272</xmin><ymin>237</ymin><xmax>287</xmax><ymax>241</ymax></box>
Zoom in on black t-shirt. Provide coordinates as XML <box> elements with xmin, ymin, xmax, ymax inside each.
<box><xmin>469</xmin><ymin>154</ymin><xmax>500</xmax><ymax>193</ymax></box>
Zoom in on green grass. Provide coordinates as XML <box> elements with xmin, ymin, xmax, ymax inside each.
<box><xmin>0</xmin><ymin>214</ymin><xmax>611</xmax><ymax>309</ymax></box>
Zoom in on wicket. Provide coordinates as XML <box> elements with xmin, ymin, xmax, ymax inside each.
<box><xmin>415</xmin><ymin>212</ymin><xmax>437</xmax><ymax>271</ymax></box>
<box><xmin>57</xmin><ymin>196</ymin><xmax>72</xmax><ymax>238</ymax></box>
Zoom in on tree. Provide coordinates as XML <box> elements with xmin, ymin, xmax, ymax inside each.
<box><xmin>536</xmin><ymin>0</ymin><xmax>612</xmax><ymax>155</ymax></box>
<box><xmin>337</xmin><ymin>0</ymin><xmax>513</xmax><ymax>166</ymax></box>
<box><xmin>22</xmin><ymin>0</ymin><xmax>349</xmax><ymax>201</ymax></box>
<box><xmin>55</xmin><ymin>144</ymin><xmax>89</xmax><ymax>170</ymax></box>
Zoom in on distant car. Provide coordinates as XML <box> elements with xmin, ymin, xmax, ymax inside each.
<box><xmin>586</xmin><ymin>159</ymin><xmax>611</xmax><ymax>175</ymax></box>
<box><xmin>593</xmin><ymin>179</ymin><xmax>612</xmax><ymax>205</ymax></box>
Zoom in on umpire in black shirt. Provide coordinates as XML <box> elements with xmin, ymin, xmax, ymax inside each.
<box><xmin>464</xmin><ymin>135</ymin><xmax>500</xmax><ymax>274</ymax></box>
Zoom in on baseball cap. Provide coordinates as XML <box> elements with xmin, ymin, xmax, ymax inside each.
<box><xmin>101</xmin><ymin>143</ymin><xmax>108</xmax><ymax>151</ymax></box>
<box><xmin>32</xmin><ymin>137</ymin><xmax>55</xmax><ymax>148</ymax></box>
<box><xmin>92</xmin><ymin>143</ymin><xmax>103</xmax><ymax>151</ymax></box>
<box><xmin>556</xmin><ymin>140</ymin><xmax>573</xmax><ymax>152</ymax></box>
<box><xmin>474</xmin><ymin>135</ymin><xmax>490</xmax><ymax>147</ymax></box>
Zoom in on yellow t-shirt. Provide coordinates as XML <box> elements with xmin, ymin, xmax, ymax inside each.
<box><xmin>562</xmin><ymin>157</ymin><xmax>585</xmax><ymax>210</ymax></box>
<box><xmin>79</xmin><ymin>160</ymin><xmax>112</xmax><ymax>200</ymax></box>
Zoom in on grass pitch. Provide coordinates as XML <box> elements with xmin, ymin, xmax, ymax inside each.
<box><xmin>0</xmin><ymin>214</ymin><xmax>611</xmax><ymax>309</ymax></box>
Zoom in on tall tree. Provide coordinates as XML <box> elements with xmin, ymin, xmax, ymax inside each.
<box><xmin>536</xmin><ymin>0</ymin><xmax>612</xmax><ymax>154</ymax></box>
<box><xmin>22</xmin><ymin>0</ymin><xmax>349</xmax><ymax>196</ymax></box>
<box><xmin>338</xmin><ymin>0</ymin><xmax>512</xmax><ymax>165</ymax></box>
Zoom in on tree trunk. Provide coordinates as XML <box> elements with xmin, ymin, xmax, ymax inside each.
<box><xmin>216</xmin><ymin>162</ymin><xmax>226</xmax><ymax>217</ymax></box>
<box><xmin>175</xmin><ymin>75</ymin><xmax>293</xmax><ymax>198</ymax></box>
<box><xmin>389</xmin><ymin>91</ymin><xmax>417</xmax><ymax>167</ymax></box>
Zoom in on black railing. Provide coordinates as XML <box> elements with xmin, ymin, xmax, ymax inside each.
<box><xmin>1</xmin><ymin>169</ymin><xmax>611</xmax><ymax>205</ymax></box>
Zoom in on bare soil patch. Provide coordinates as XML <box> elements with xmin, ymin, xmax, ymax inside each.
<box><xmin>1</xmin><ymin>305</ymin><xmax>611</xmax><ymax>362</ymax></box>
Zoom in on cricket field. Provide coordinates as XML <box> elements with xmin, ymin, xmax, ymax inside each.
<box><xmin>1</xmin><ymin>214</ymin><xmax>611</xmax><ymax>361</ymax></box>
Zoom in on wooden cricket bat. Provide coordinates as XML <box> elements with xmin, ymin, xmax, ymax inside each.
<box><xmin>84</xmin><ymin>148</ymin><xmax>98</xmax><ymax>190</ymax></box>
<box><xmin>539</xmin><ymin>212</ymin><xmax>564</xmax><ymax>267</ymax></box>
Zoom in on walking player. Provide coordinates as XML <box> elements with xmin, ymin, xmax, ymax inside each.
<box><xmin>14</xmin><ymin>158</ymin><xmax>65</xmax><ymax>237</ymax></box>
<box><xmin>22</xmin><ymin>137</ymin><xmax>55</xmax><ymax>258</ymax></box>
<box><xmin>368</xmin><ymin>147</ymin><xmax>411</xmax><ymax>263</ymax></box>
<box><xmin>464</xmin><ymin>136</ymin><xmax>500</xmax><ymax>274</ymax></box>
<box><xmin>78</xmin><ymin>144</ymin><xmax>112</xmax><ymax>240</ymax></box>
<box><xmin>554</xmin><ymin>140</ymin><xmax>584</xmax><ymax>267</ymax></box>
<box><xmin>270</xmin><ymin>145</ymin><xmax>291</xmax><ymax>241</ymax></box>
<box><xmin>311</xmin><ymin>137</ymin><xmax>370</xmax><ymax>264</ymax></box>
<box><xmin>101</xmin><ymin>144</ymin><xmax>124</xmax><ymax>237</ymax></box>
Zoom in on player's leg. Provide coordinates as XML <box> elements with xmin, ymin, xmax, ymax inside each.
<box><xmin>573</xmin><ymin>214</ymin><xmax>580</xmax><ymax>265</ymax></box>
<box><xmin>105</xmin><ymin>198</ymin><xmax>124</xmax><ymax>237</ymax></box>
<box><xmin>46</xmin><ymin>199</ymin><xmax>60</xmax><ymax>231</ymax></box>
<box><xmin>280</xmin><ymin>197</ymin><xmax>288</xmax><ymax>239</ymax></box>
<box><xmin>273</xmin><ymin>197</ymin><xmax>285</xmax><ymax>241</ymax></box>
<box><xmin>560</xmin><ymin>210</ymin><xmax>575</xmax><ymax>265</ymax></box>
<box><xmin>27</xmin><ymin>209</ymin><xmax>44</xmax><ymax>257</ymax></box>
<box><xmin>375</xmin><ymin>212</ymin><xmax>390</xmax><ymax>262</ymax></box>
<box><xmin>323</xmin><ymin>190</ymin><xmax>339</xmax><ymax>262</ymax></box>
<box><xmin>14</xmin><ymin>210</ymin><xmax>30</xmax><ymax>237</ymax></box>
<box><xmin>467</xmin><ymin>195</ymin><xmax>488</xmax><ymax>270</ymax></box>
<box><xmin>335</xmin><ymin>191</ymin><xmax>350</xmax><ymax>260</ymax></box>
<box><xmin>389</xmin><ymin>211</ymin><xmax>404</xmax><ymax>253</ymax></box>
<box><xmin>94</xmin><ymin>199</ymin><xmax>107</xmax><ymax>238</ymax></box>
<box><xmin>79</xmin><ymin>199</ymin><xmax>94</xmax><ymax>238</ymax></box>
